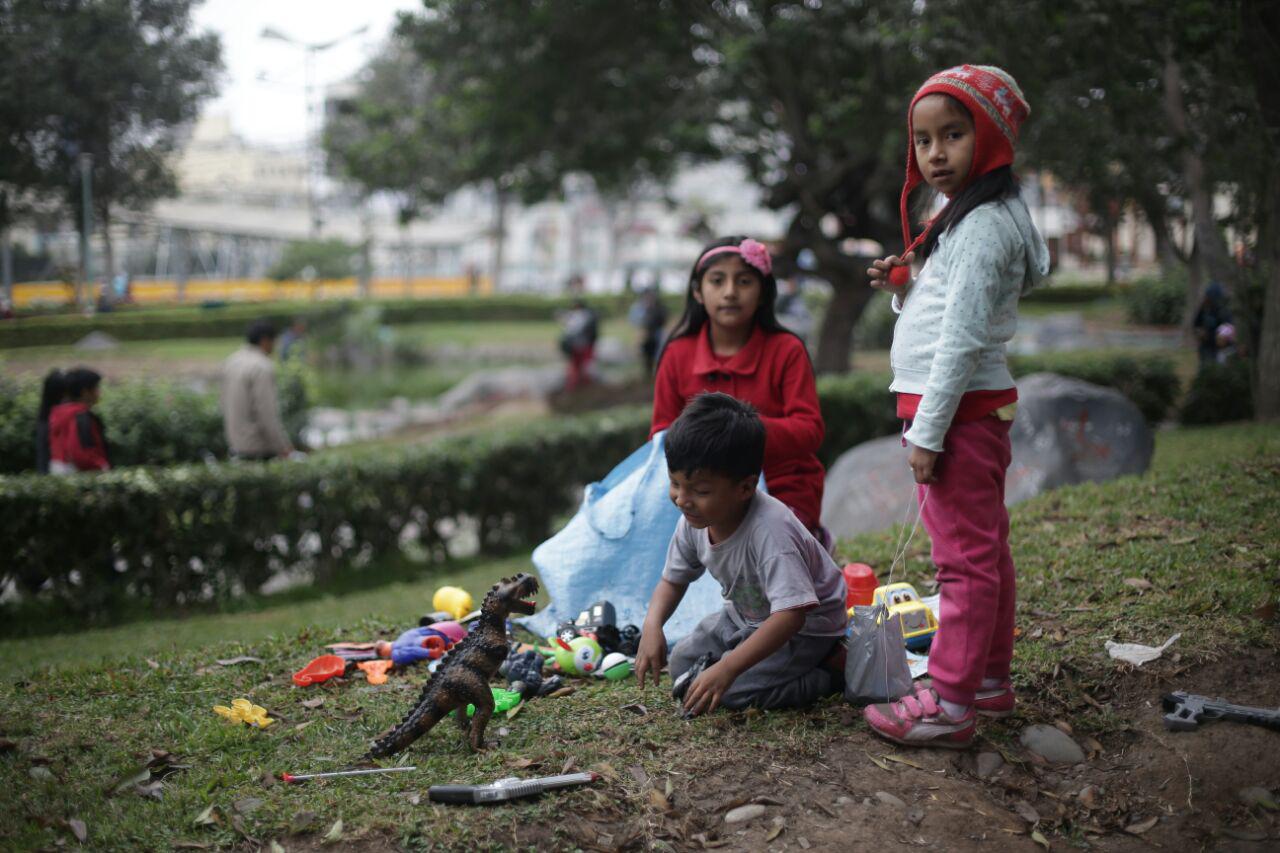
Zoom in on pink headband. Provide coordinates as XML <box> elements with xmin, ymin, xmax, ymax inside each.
<box><xmin>696</xmin><ymin>238</ymin><xmax>772</xmax><ymax>277</ymax></box>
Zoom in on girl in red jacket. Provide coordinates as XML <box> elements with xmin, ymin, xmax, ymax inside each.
<box><xmin>48</xmin><ymin>367</ymin><xmax>111</xmax><ymax>474</ymax></box>
<box><xmin>651</xmin><ymin>236</ymin><xmax>827</xmax><ymax>540</ymax></box>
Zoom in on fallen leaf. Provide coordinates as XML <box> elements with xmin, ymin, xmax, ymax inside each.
<box><xmin>1030</xmin><ymin>829</ymin><xmax>1050</xmax><ymax>850</ymax></box>
<box><xmin>406</xmin><ymin>792</ymin><xmax>421</xmax><ymax>806</ymax></box>
<box><xmin>1013</xmin><ymin>799</ymin><xmax>1040</xmax><ymax>824</ymax></box>
<box><xmin>883</xmin><ymin>754</ymin><xmax>927</xmax><ymax>770</ymax></box>
<box><xmin>629</xmin><ymin>765</ymin><xmax>649</xmax><ymax>787</ymax></box>
<box><xmin>1122</xmin><ymin>578</ymin><xmax>1152</xmax><ymax>592</ymax></box>
<box><xmin>505</xmin><ymin>702</ymin><xmax>524</xmax><ymax>719</ymax></box>
<box><xmin>506</xmin><ymin>756</ymin><xmax>538</xmax><ymax>769</ymax></box>
<box><xmin>561</xmin><ymin>756</ymin><xmax>577</xmax><ymax>774</ymax></box>
<box><xmin>234</xmin><ymin>797</ymin><xmax>264</xmax><ymax>816</ymax></box>
<box><xmin>293</xmin><ymin>721</ymin><xmax>315</xmax><ymax>733</ymax></box>
<box><xmin>29</xmin><ymin>766</ymin><xmax>55</xmax><ymax>781</ymax></box>
<box><xmin>752</xmin><ymin>795</ymin><xmax>785</xmax><ymax>806</ymax></box>
<box><xmin>229</xmin><ymin>813</ymin><xmax>253</xmax><ymax>841</ymax></box>
<box><xmin>866</xmin><ymin>753</ymin><xmax>892</xmax><ymax>771</ymax></box>
<box><xmin>135</xmin><ymin>780</ymin><xmax>166</xmax><ymax>800</ymax></box>
<box><xmin>109</xmin><ymin>766</ymin><xmax>152</xmax><ymax>795</ymax></box>
<box><xmin>172</xmin><ymin>843</ymin><xmax>213</xmax><ymax>850</ymax></box>
<box><xmin>146</xmin><ymin>659</ymin><xmax>161</xmax><ymax>669</ymax></box>
<box><xmin>216</xmin><ymin>656</ymin><xmax>263</xmax><ymax>666</ymax></box>
<box><xmin>648</xmin><ymin>788</ymin><xmax>671</xmax><ymax>812</ymax></box>
<box><xmin>260</xmin><ymin>770</ymin><xmax>278</xmax><ymax>788</ymax></box>
<box><xmin>269</xmin><ymin>841</ymin><xmax>286</xmax><ymax>853</ymax></box>
<box><xmin>322</xmin><ymin>818</ymin><xmax>344</xmax><ymax>844</ymax></box>
<box><xmin>665</xmin><ymin>777</ymin><xmax>674</xmax><ymax>797</ymax></box>
<box><xmin>593</xmin><ymin>762</ymin><xmax>619</xmax><ymax>781</ymax></box>
<box><xmin>1125</xmin><ymin>816</ymin><xmax>1158</xmax><ymax>835</ymax></box>
<box><xmin>1254</xmin><ymin>601</ymin><xmax>1278</xmax><ymax>622</ymax></box>
<box><xmin>66</xmin><ymin>818</ymin><xmax>87</xmax><ymax>843</ymax></box>
<box><xmin>1052</xmin><ymin>720</ymin><xmax>1073</xmax><ymax>736</ymax></box>
<box><xmin>1078</xmin><ymin>785</ymin><xmax>1099</xmax><ymax>810</ymax></box>
<box><xmin>766</xmin><ymin>819</ymin><xmax>785</xmax><ymax>842</ymax></box>
<box><xmin>192</xmin><ymin>805</ymin><xmax>218</xmax><ymax>827</ymax></box>
<box><xmin>620</xmin><ymin>702</ymin><xmax>649</xmax><ymax>716</ymax></box>
<box><xmin>301</xmin><ymin>698</ymin><xmax>324</xmax><ymax>709</ymax></box>
<box><xmin>547</xmin><ymin>686</ymin><xmax>576</xmax><ymax>699</ymax></box>
<box><xmin>1082</xmin><ymin>736</ymin><xmax>1104</xmax><ymax>757</ymax></box>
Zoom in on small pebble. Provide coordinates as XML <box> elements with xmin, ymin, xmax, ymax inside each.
<box><xmin>905</xmin><ymin>806</ymin><xmax>925</xmax><ymax>826</ymax></box>
<box><xmin>874</xmin><ymin>790</ymin><xmax>906</xmax><ymax>810</ymax></box>
<box><xmin>724</xmin><ymin>804</ymin><xmax>767</xmax><ymax>824</ymax></box>
<box><xmin>975</xmin><ymin>751</ymin><xmax>1004</xmax><ymax>779</ymax></box>
<box><xmin>1238</xmin><ymin>787</ymin><xmax>1278</xmax><ymax>811</ymax></box>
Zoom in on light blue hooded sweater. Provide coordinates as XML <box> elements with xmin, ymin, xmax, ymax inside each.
<box><xmin>890</xmin><ymin>196</ymin><xmax>1051</xmax><ymax>453</ymax></box>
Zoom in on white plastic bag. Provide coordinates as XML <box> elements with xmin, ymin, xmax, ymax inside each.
<box><xmin>520</xmin><ymin>432</ymin><xmax>722</xmax><ymax>641</ymax></box>
<box><xmin>844</xmin><ymin>604</ymin><xmax>913</xmax><ymax>706</ymax></box>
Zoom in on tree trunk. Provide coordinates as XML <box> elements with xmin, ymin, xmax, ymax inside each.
<box><xmin>813</xmin><ymin>274</ymin><xmax>874</xmax><ymax>374</ymax></box>
<box><xmin>1255</xmin><ymin>170</ymin><xmax>1280</xmax><ymax>420</ymax></box>
<box><xmin>490</xmin><ymin>185</ymin><xmax>507</xmax><ymax>292</ymax></box>
<box><xmin>100</xmin><ymin>205</ymin><xmax>114</xmax><ymax>282</ymax></box>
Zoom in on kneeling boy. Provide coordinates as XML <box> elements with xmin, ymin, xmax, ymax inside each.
<box><xmin>635</xmin><ymin>392</ymin><xmax>846</xmax><ymax>716</ymax></box>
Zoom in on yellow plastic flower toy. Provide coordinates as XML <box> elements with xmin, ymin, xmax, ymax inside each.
<box><xmin>213</xmin><ymin>698</ymin><xmax>275</xmax><ymax>728</ymax></box>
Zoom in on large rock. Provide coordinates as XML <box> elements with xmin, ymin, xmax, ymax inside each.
<box><xmin>821</xmin><ymin>372</ymin><xmax>1153</xmax><ymax>539</ymax></box>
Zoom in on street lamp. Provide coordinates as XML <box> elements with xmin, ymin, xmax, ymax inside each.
<box><xmin>260</xmin><ymin>24</ymin><xmax>369</xmax><ymax>238</ymax></box>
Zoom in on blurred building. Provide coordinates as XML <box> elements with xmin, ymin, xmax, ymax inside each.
<box><xmin>175</xmin><ymin>114</ymin><xmax>310</xmax><ymax>207</ymax></box>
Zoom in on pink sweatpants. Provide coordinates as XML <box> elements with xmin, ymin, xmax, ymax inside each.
<box><xmin>916</xmin><ymin>416</ymin><xmax>1015</xmax><ymax>707</ymax></box>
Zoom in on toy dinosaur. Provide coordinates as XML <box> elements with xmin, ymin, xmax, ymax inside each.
<box><xmin>366</xmin><ymin>574</ymin><xmax>539</xmax><ymax>757</ymax></box>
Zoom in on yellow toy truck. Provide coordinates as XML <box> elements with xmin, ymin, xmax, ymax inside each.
<box><xmin>864</xmin><ymin>582</ymin><xmax>938</xmax><ymax>651</ymax></box>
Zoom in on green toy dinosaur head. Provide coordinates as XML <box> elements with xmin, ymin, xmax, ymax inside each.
<box><xmin>483</xmin><ymin>573</ymin><xmax>540</xmax><ymax>617</ymax></box>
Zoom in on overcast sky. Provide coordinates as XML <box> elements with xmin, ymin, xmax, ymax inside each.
<box><xmin>192</xmin><ymin>0</ymin><xmax>421</xmax><ymax>147</ymax></box>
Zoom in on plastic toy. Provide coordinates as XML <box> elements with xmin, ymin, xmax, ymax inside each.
<box><xmin>375</xmin><ymin>622</ymin><xmax>467</xmax><ymax>667</ymax></box>
<box><xmin>456</xmin><ymin>687</ymin><xmax>524</xmax><ymax>718</ymax></box>
<box><xmin>842</xmin><ymin>563</ymin><xmax>878</xmax><ymax>608</ymax></box>
<box><xmin>575</xmin><ymin>600</ymin><xmax>617</xmax><ymax>629</ymax></box>
<box><xmin>594</xmin><ymin>652</ymin><xmax>633</xmax><ymax>681</ymax></box>
<box><xmin>293</xmin><ymin>654</ymin><xmax>348</xmax><ymax>687</ymax></box>
<box><xmin>870</xmin><ymin>582</ymin><xmax>938</xmax><ymax>651</ymax></box>
<box><xmin>213</xmin><ymin>698</ymin><xmax>274</xmax><ymax>728</ymax></box>
<box><xmin>548</xmin><ymin>635</ymin><xmax>603</xmax><ymax>676</ymax></box>
<box><xmin>357</xmin><ymin>659</ymin><xmax>394</xmax><ymax>684</ymax></box>
<box><xmin>433</xmin><ymin>586</ymin><xmax>474</xmax><ymax>620</ymax></box>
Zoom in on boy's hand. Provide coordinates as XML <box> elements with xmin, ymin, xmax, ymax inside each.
<box><xmin>908</xmin><ymin>444</ymin><xmax>939</xmax><ymax>484</ymax></box>
<box><xmin>682</xmin><ymin>660</ymin><xmax>738</xmax><ymax>717</ymax></box>
<box><xmin>867</xmin><ymin>252</ymin><xmax>914</xmax><ymax>294</ymax></box>
<box><xmin>635</xmin><ymin>630</ymin><xmax>668</xmax><ymax>688</ymax></box>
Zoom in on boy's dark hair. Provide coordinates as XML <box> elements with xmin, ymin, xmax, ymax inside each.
<box><xmin>63</xmin><ymin>367</ymin><xmax>102</xmax><ymax>400</ymax></box>
<box><xmin>246</xmin><ymin>319</ymin><xmax>278</xmax><ymax>345</ymax></box>
<box><xmin>664</xmin><ymin>392</ymin><xmax>764</xmax><ymax>481</ymax></box>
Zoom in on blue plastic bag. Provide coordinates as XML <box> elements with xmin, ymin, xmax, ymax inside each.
<box><xmin>521</xmin><ymin>432</ymin><xmax>724</xmax><ymax>643</ymax></box>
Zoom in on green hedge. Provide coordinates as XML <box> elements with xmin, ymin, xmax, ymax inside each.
<box><xmin>0</xmin><ymin>367</ymin><xmax>309</xmax><ymax>474</ymax></box>
<box><xmin>1121</xmin><ymin>273</ymin><xmax>1186</xmax><ymax>326</ymax></box>
<box><xmin>1180</xmin><ymin>359</ymin><xmax>1254</xmax><ymax>424</ymax></box>
<box><xmin>0</xmin><ymin>350</ymin><xmax>1179</xmax><ymax>614</ymax></box>
<box><xmin>0</xmin><ymin>408</ymin><xmax>652</xmax><ymax>611</ymax></box>
<box><xmin>0</xmin><ymin>294</ymin><xmax>651</xmax><ymax>349</ymax></box>
<box><xmin>1009</xmin><ymin>350</ymin><xmax>1180</xmax><ymax>424</ymax></box>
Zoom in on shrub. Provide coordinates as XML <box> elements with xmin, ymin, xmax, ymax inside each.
<box><xmin>851</xmin><ymin>292</ymin><xmax>897</xmax><ymax>351</ymax></box>
<box><xmin>0</xmin><ymin>371</ymin><xmax>310</xmax><ymax>474</ymax></box>
<box><xmin>1180</xmin><ymin>359</ymin><xmax>1254</xmax><ymax>424</ymax></box>
<box><xmin>1121</xmin><ymin>273</ymin><xmax>1186</xmax><ymax>326</ymax></box>
<box><xmin>816</xmin><ymin>372</ymin><xmax>900</xmax><ymax>465</ymax></box>
<box><xmin>267</xmin><ymin>239</ymin><xmax>358</xmax><ymax>281</ymax></box>
<box><xmin>0</xmin><ymin>408</ymin><xmax>651</xmax><ymax>611</ymax></box>
<box><xmin>1009</xmin><ymin>350</ymin><xmax>1180</xmax><ymax>424</ymax></box>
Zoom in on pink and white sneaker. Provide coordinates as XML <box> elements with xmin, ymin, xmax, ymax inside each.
<box><xmin>915</xmin><ymin>678</ymin><xmax>1016</xmax><ymax>718</ymax></box>
<box><xmin>864</xmin><ymin>687</ymin><xmax>976</xmax><ymax>749</ymax></box>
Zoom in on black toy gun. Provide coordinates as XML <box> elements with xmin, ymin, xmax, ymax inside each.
<box><xmin>1161</xmin><ymin>691</ymin><xmax>1280</xmax><ymax>732</ymax></box>
<box><xmin>428</xmin><ymin>771</ymin><xmax>599</xmax><ymax>804</ymax></box>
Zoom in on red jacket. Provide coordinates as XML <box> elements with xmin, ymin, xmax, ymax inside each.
<box><xmin>651</xmin><ymin>325</ymin><xmax>825</xmax><ymax>530</ymax></box>
<box><xmin>48</xmin><ymin>402</ymin><xmax>111</xmax><ymax>472</ymax></box>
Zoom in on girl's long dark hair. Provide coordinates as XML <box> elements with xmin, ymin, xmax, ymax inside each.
<box><xmin>659</xmin><ymin>235</ymin><xmax>801</xmax><ymax>365</ymax></box>
<box><xmin>38</xmin><ymin>369</ymin><xmax>66</xmax><ymax>421</ymax></box>
<box><xmin>914</xmin><ymin>96</ymin><xmax>1019</xmax><ymax>260</ymax></box>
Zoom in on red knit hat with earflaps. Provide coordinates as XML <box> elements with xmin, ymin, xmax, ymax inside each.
<box><xmin>888</xmin><ymin>64</ymin><xmax>1030</xmax><ymax>286</ymax></box>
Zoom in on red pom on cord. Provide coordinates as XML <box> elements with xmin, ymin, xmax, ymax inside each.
<box><xmin>889</xmin><ymin>265</ymin><xmax>911</xmax><ymax>287</ymax></box>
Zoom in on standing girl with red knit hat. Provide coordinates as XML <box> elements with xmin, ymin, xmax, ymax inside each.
<box><xmin>863</xmin><ymin>65</ymin><xmax>1051</xmax><ymax>748</ymax></box>
<box><xmin>651</xmin><ymin>236</ymin><xmax>828</xmax><ymax>544</ymax></box>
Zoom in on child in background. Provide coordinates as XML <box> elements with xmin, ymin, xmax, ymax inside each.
<box><xmin>35</xmin><ymin>368</ymin><xmax>66</xmax><ymax>473</ymax></box>
<box><xmin>651</xmin><ymin>236</ymin><xmax>828</xmax><ymax>543</ymax></box>
<box><xmin>635</xmin><ymin>393</ymin><xmax>846</xmax><ymax>715</ymax></box>
<box><xmin>864</xmin><ymin>65</ymin><xmax>1050</xmax><ymax>748</ymax></box>
<box><xmin>48</xmin><ymin>367</ymin><xmax>111</xmax><ymax>474</ymax></box>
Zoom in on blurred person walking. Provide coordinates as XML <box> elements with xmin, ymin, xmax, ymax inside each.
<box><xmin>48</xmin><ymin>367</ymin><xmax>111</xmax><ymax>474</ymax></box>
<box><xmin>222</xmin><ymin>320</ymin><xmax>294</xmax><ymax>461</ymax></box>
<box><xmin>35</xmin><ymin>368</ymin><xmax>67</xmax><ymax>473</ymax></box>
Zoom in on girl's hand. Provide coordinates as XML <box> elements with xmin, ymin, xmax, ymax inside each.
<box><xmin>681</xmin><ymin>660</ymin><xmax>738</xmax><ymax>717</ymax></box>
<box><xmin>867</xmin><ymin>252</ymin><xmax>915</xmax><ymax>293</ymax></box>
<box><xmin>634</xmin><ymin>630</ymin><xmax>668</xmax><ymax>688</ymax></box>
<box><xmin>908</xmin><ymin>444</ymin><xmax>939</xmax><ymax>484</ymax></box>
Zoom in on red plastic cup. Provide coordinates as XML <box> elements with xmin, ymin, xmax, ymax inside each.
<box><xmin>842</xmin><ymin>563</ymin><xmax>878</xmax><ymax>608</ymax></box>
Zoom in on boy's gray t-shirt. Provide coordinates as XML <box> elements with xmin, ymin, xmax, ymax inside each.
<box><xmin>662</xmin><ymin>491</ymin><xmax>847</xmax><ymax>637</ymax></box>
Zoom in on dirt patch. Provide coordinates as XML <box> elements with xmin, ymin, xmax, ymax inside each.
<box><xmin>455</xmin><ymin>648</ymin><xmax>1280</xmax><ymax>852</ymax></box>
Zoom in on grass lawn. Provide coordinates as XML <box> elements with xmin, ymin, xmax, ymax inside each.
<box><xmin>1</xmin><ymin>423</ymin><xmax>1276</xmax><ymax>850</ymax></box>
